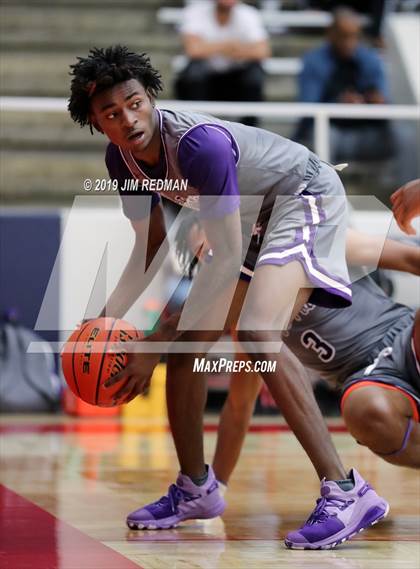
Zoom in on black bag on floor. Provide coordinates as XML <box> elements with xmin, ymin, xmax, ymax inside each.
<box><xmin>0</xmin><ymin>322</ymin><xmax>62</xmax><ymax>413</ymax></box>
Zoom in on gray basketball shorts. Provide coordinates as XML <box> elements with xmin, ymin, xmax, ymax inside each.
<box><xmin>342</xmin><ymin>318</ymin><xmax>420</xmax><ymax>413</ymax></box>
<box><xmin>241</xmin><ymin>161</ymin><xmax>352</xmax><ymax>309</ymax></box>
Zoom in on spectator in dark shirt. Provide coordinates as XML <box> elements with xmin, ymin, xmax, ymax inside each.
<box><xmin>296</xmin><ymin>7</ymin><xmax>395</xmax><ymax>162</ymax></box>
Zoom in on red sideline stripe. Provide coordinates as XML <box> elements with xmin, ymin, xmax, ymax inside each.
<box><xmin>0</xmin><ymin>485</ymin><xmax>142</xmax><ymax>569</ymax></box>
<box><xmin>0</xmin><ymin>422</ymin><xmax>348</xmax><ymax>435</ymax></box>
<box><xmin>205</xmin><ymin>423</ymin><xmax>348</xmax><ymax>433</ymax></box>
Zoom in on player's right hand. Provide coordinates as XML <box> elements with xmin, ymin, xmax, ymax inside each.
<box><xmin>103</xmin><ymin>348</ymin><xmax>161</xmax><ymax>404</ymax></box>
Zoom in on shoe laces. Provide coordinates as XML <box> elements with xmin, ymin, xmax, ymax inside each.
<box><xmin>306</xmin><ymin>494</ymin><xmax>354</xmax><ymax>525</ymax></box>
<box><xmin>156</xmin><ymin>484</ymin><xmax>188</xmax><ymax>514</ymax></box>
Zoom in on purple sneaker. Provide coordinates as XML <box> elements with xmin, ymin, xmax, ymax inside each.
<box><xmin>126</xmin><ymin>466</ymin><xmax>225</xmax><ymax>530</ymax></box>
<box><xmin>285</xmin><ymin>468</ymin><xmax>389</xmax><ymax>550</ymax></box>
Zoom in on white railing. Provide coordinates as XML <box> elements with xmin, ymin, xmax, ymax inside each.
<box><xmin>158</xmin><ymin>8</ymin><xmax>354</xmax><ymax>30</ymax></box>
<box><xmin>157</xmin><ymin>8</ymin><xmax>371</xmax><ymax>32</ymax></box>
<box><xmin>1</xmin><ymin>96</ymin><xmax>419</xmax><ymax>162</ymax></box>
<box><xmin>171</xmin><ymin>55</ymin><xmax>302</xmax><ymax>75</ymax></box>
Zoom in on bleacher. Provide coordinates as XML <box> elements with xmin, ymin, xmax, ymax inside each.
<box><xmin>1</xmin><ymin>1</ymin><xmax>418</xmax><ymax>202</ymax></box>
<box><xmin>1</xmin><ymin>0</ymin><xmax>328</xmax><ymax>201</ymax></box>
<box><xmin>157</xmin><ymin>6</ymin><xmax>337</xmax><ymax>29</ymax></box>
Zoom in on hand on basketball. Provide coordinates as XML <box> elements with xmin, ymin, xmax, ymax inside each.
<box><xmin>104</xmin><ymin>347</ymin><xmax>161</xmax><ymax>404</ymax></box>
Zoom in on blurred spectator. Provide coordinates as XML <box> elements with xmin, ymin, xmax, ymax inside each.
<box><xmin>295</xmin><ymin>7</ymin><xmax>395</xmax><ymax>163</ymax></box>
<box><xmin>308</xmin><ymin>1</ymin><xmax>387</xmax><ymax>45</ymax></box>
<box><xmin>175</xmin><ymin>0</ymin><xmax>270</xmax><ymax>125</ymax></box>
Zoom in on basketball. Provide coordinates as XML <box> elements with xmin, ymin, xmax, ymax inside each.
<box><xmin>61</xmin><ymin>317</ymin><xmax>143</xmax><ymax>407</ymax></box>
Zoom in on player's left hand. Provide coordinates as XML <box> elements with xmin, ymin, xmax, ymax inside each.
<box><xmin>104</xmin><ymin>347</ymin><xmax>161</xmax><ymax>404</ymax></box>
<box><xmin>390</xmin><ymin>179</ymin><xmax>420</xmax><ymax>235</ymax></box>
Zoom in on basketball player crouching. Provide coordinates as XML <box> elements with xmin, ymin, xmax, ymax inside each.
<box><xmin>68</xmin><ymin>45</ymin><xmax>389</xmax><ymax>550</ymax></box>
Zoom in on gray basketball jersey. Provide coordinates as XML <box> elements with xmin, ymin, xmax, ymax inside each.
<box><xmin>114</xmin><ymin>107</ymin><xmax>352</xmax><ymax>309</ymax></box>
<box><xmin>284</xmin><ymin>275</ymin><xmax>414</xmax><ymax>384</ymax></box>
<box><xmin>119</xmin><ymin>108</ymin><xmax>314</xmax><ymax>221</ymax></box>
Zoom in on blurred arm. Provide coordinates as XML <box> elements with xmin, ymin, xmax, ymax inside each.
<box><xmin>100</xmin><ymin>203</ymin><xmax>168</xmax><ymax>318</ymax></box>
<box><xmin>345</xmin><ymin>227</ymin><xmax>420</xmax><ymax>276</ymax></box>
<box><xmin>183</xmin><ymin>34</ymin><xmax>270</xmax><ymax>61</ymax></box>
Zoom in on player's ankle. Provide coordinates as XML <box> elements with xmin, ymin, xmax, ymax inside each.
<box><xmin>188</xmin><ymin>465</ymin><xmax>209</xmax><ymax>486</ymax></box>
<box><xmin>320</xmin><ymin>466</ymin><xmax>347</xmax><ymax>482</ymax></box>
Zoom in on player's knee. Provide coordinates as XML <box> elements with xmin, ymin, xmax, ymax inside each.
<box><xmin>237</xmin><ymin>329</ymin><xmax>263</xmax><ymax>356</ymax></box>
<box><xmin>237</xmin><ymin>329</ymin><xmax>278</xmax><ymax>353</ymax></box>
<box><xmin>363</xmin><ymin>399</ymin><xmax>395</xmax><ymax>438</ymax></box>
<box><xmin>343</xmin><ymin>392</ymin><xmax>395</xmax><ymax>446</ymax></box>
<box><xmin>237</xmin><ymin>329</ymin><xmax>258</xmax><ymax>344</ymax></box>
<box><xmin>343</xmin><ymin>398</ymin><xmax>363</xmax><ymax>438</ymax></box>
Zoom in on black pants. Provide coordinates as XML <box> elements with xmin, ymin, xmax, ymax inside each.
<box><xmin>175</xmin><ymin>60</ymin><xmax>265</xmax><ymax>126</ymax></box>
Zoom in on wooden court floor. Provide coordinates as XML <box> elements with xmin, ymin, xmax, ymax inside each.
<box><xmin>0</xmin><ymin>414</ymin><xmax>419</xmax><ymax>569</ymax></box>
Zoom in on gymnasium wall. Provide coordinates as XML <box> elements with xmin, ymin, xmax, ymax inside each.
<box><xmin>1</xmin><ymin>204</ymin><xmax>418</xmax><ymax>356</ymax></box>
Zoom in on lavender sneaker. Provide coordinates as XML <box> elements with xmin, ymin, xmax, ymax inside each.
<box><xmin>126</xmin><ymin>466</ymin><xmax>225</xmax><ymax>530</ymax></box>
<box><xmin>285</xmin><ymin>468</ymin><xmax>389</xmax><ymax>550</ymax></box>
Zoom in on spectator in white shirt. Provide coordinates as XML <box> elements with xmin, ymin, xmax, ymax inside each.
<box><xmin>175</xmin><ymin>0</ymin><xmax>271</xmax><ymax>125</ymax></box>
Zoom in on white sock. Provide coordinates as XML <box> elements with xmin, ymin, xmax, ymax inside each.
<box><xmin>217</xmin><ymin>481</ymin><xmax>227</xmax><ymax>497</ymax></box>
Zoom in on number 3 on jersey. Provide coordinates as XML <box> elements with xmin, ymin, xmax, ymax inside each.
<box><xmin>300</xmin><ymin>330</ymin><xmax>336</xmax><ymax>363</ymax></box>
